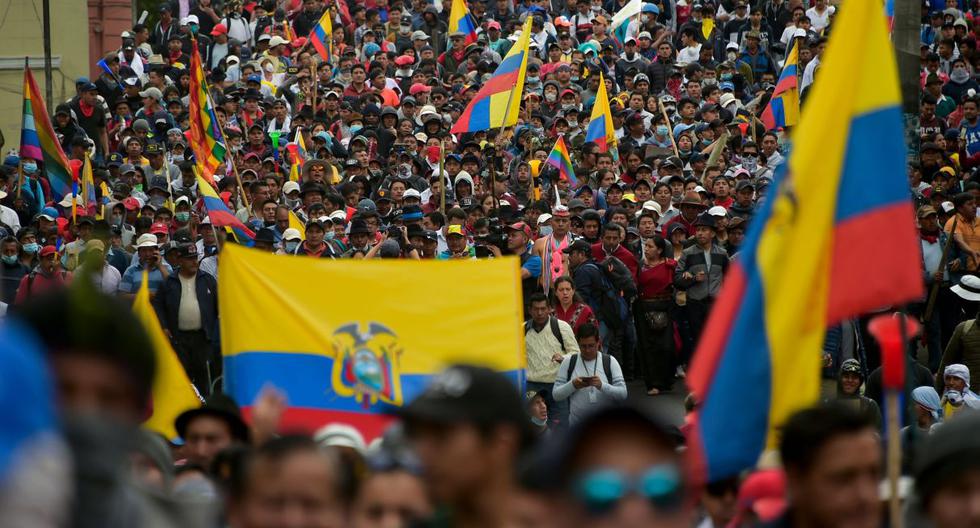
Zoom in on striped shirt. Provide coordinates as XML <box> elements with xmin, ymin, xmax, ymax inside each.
<box><xmin>119</xmin><ymin>261</ymin><xmax>173</xmax><ymax>294</ymax></box>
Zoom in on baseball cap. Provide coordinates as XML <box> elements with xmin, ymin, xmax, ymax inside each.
<box><xmin>283</xmin><ymin>228</ymin><xmax>302</xmax><ymax>241</ymax></box>
<box><xmin>39</xmin><ymin>245</ymin><xmax>58</xmax><ymax>258</ymax></box>
<box><xmin>400</xmin><ymin>365</ymin><xmax>528</xmax><ymax>431</ymax></box>
<box><xmin>282</xmin><ymin>181</ymin><xmax>301</xmax><ymax>195</ymax></box>
<box><xmin>135</xmin><ymin>233</ymin><xmax>159</xmax><ymax>248</ymax></box>
<box><xmin>562</xmin><ymin>239</ymin><xmax>592</xmax><ymax>254</ymax></box>
<box><xmin>150</xmin><ymin>222</ymin><xmax>169</xmax><ymax>235</ymax></box>
<box><xmin>917</xmin><ymin>205</ymin><xmax>938</xmax><ymax>218</ymax></box>
<box><xmin>446</xmin><ymin>225</ymin><xmax>466</xmax><ymax>238</ymax></box>
<box><xmin>506</xmin><ymin>221</ymin><xmax>533</xmax><ymax>238</ymax></box>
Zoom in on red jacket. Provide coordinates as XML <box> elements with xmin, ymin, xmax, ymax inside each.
<box><xmin>14</xmin><ymin>268</ymin><xmax>71</xmax><ymax>304</ymax></box>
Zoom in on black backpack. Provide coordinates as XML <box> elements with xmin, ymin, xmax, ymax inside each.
<box><xmin>566</xmin><ymin>353</ymin><xmax>612</xmax><ymax>381</ymax></box>
<box><xmin>524</xmin><ymin>316</ymin><xmax>565</xmax><ymax>352</ymax></box>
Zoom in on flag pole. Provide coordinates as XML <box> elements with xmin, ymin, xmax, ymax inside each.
<box><xmin>658</xmin><ymin>100</ymin><xmax>680</xmax><ymax>158</ymax></box>
<box><xmin>311</xmin><ymin>63</ymin><xmax>318</xmax><ymax>114</ymax></box>
<box><xmin>439</xmin><ymin>138</ymin><xmax>446</xmax><ymax>216</ymax></box>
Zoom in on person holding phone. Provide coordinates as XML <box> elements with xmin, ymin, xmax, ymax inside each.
<box><xmin>553</xmin><ymin>323</ymin><xmax>628</xmax><ymax>425</ymax></box>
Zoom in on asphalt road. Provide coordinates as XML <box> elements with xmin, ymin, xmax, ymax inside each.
<box><xmin>626</xmin><ymin>379</ymin><xmax>689</xmax><ymax>427</ymax></box>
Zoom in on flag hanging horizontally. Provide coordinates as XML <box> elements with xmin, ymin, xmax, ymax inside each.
<box><xmin>309</xmin><ymin>9</ymin><xmax>335</xmax><ymax>61</ymax></box>
<box><xmin>760</xmin><ymin>39</ymin><xmax>800</xmax><ymax>131</ymax></box>
<box><xmin>448</xmin><ymin>0</ymin><xmax>479</xmax><ymax>45</ymax></box>
<box><xmin>685</xmin><ymin>0</ymin><xmax>923</xmax><ymax>483</ymax></box>
<box><xmin>610</xmin><ymin>0</ymin><xmax>642</xmax><ymax>43</ymax></box>
<box><xmin>585</xmin><ymin>73</ymin><xmax>617</xmax><ymax>153</ymax></box>
<box><xmin>451</xmin><ymin>17</ymin><xmax>533</xmax><ymax>134</ymax></box>
<box><xmin>195</xmin><ymin>172</ymin><xmax>256</xmax><ymax>242</ymax></box>
<box><xmin>188</xmin><ymin>40</ymin><xmax>227</xmax><ymax>185</ymax></box>
<box><xmin>546</xmin><ymin>134</ymin><xmax>577</xmax><ymax>186</ymax></box>
<box><xmin>21</xmin><ymin>65</ymin><xmax>73</xmax><ymax>202</ymax></box>
<box><xmin>219</xmin><ymin>245</ymin><xmax>526</xmax><ymax>440</ymax></box>
<box><xmin>135</xmin><ymin>271</ymin><xmax>202</xmax><ymax>440</ymax></box>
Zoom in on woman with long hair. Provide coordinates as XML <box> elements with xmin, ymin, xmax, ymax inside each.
<box><xmin>634</xmin><ymin>236</ymin><xmax>677</xmax><ymax>395</ymax></box>
<box><xmin>552</xmin><ymin>276</ymin><xmax>598</xmax><ymax>336</ymax></box>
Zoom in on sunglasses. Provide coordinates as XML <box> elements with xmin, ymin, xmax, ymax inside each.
<box><xmin>573</xmin><ymin>464</ymin><xmax>682</xmax><ymax>516</ymax></box>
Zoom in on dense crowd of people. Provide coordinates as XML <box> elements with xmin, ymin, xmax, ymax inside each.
<box><xmin>2</xmin><ymin>0</ymin><xmax>980</xmax><ymax>526</ymax></box>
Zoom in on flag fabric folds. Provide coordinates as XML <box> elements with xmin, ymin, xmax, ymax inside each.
<box><xmin>448</xmin><ymin>0</ymin><xmax>479</xmax><ymax>45</ymax></box>
<box><xmin>21</xmin><ymin>65</ymin><xmax>73</xmax><ymax>202</ymax></box>
<box><xmin>288</xmin><ymin>209</ymin><xmax>306</xmax><ymax>239</ymax></box>
<box><xmin>135</xmin><ymin>271</ymin><xmax>202</xmax><ymax>440</ymax></box>
<box><xmin>219</xmin><ymin>245</ymin><xmax>526</xmax><ymax>440</ymax></box>
<box><xmin>309</xmin><ymin>9</ymin><xmax>334</xmax><ymax>61</ymax></box>
<box><xmin>760</xmin><ymin>39</ymin><xmax>800</xmax><ymax>131</ymax></box>
<box><xmin>286</xmin><ymin>129</ymin><xmax>308</xmax><ymax>183</ymax></box>
<box><xmin>81</xmin><ymin>155</ymin><xmax>98</xmax><ymax>216</ymax></box>
<box><xmin>585</xmin><ymin>73</ymin><xmax>617</xmax><ymax>153</ymax></box>
<box><xmin>610</xmin><ymin>0</ymin><xmax>642</xmax><ymax>43</ymax></box>
<box><xmin>195</xmin><ymin>173</ymin><xmax>256</xmax><ymax>241</ymax></box>
<box><xmin>451</xmin><ymin>17</ymin><xmax>533</xmax><ymax>134</ymax></box>
<box><xmin>188</xmin><ymin>41</ymin><xmax>227</xmax><ymax>184</ymax></box>
<box><xmin>685</xmin><ymin>0</ymin><xmax>923</xmax><ymax>483</ymax></box>
<box><xmin>546</xmin><ymin>135</ymin><xmax>577</xmax><ymax>186</ymax></box>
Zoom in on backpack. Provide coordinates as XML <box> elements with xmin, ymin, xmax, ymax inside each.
<box><xmin>566</xmin><ymin>353</ymin><xmax>612</xmax><ymax>382</ymax></box>
<box><xmin>525</xmin><ymin>316</ymin><xmax>565</xmax><ymax>352</ymax></box>
<box><xmin>584</xmin><ymin>260</ymin><xmax>631</xmax><ymax>330</ymax></box>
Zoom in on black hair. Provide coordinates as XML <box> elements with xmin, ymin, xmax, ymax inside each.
<box><xmin>953</xmin><ymin>192</ymin><xmax>974</xmax><ymax>208</ymax></box>
<box><xmin>780</xmin><ymin>404</ymin><xmax>876</xmax><ymax>474</ymax></box>
<box><xmin>528</xmin><ymin>292</ymin><xmax>549</xmax><ymax>306</ymax></box>
<box><xmin>576</xmin><ymin>322</ymin><xmax>599</xmax><ymax>341</ymax></box>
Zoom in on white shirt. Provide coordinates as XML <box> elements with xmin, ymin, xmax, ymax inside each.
<box><xmin>801</xmin><ymin>55</ymin><xmax>820</xmax><ymax>93</ymax></box>
<box><xmin>677</xmin><ymin>43</ymin><xmax>702</xmax><ymax>65</ymax></box>
<box><xmin>88</xmin><ymin>263</ymin><xmax>121</xmax><ymax>294</ymax></box>
<box><xmin>552</xmin><ymin>353</ymin><xmax>628</xmax><ymax>424</ymax></box>
<box><xmin>177</xmin><ymin>274</ymin><xmax>202</xmax><ymax>331</ymax></box>
<box><xmin>805</xmin><ymin>5</ymin><xmax>835</xmax><ymax>32</ymax></box>
<box><xmin>1</xmin><ymin>204</ymin><xmax>21</xmax><ymax>232</ymax></box>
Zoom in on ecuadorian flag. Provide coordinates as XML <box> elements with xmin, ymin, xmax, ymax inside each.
<box><xmin>195</xmin><ymin>172</ymin><xmax>256</xmax><ymax>244</ymax></box>
<box><xmin>451</xmin><ymin>17</ymin><xmax>532</xmax><ymax>134</ymax></box>
<box><xmin>448</xmin><ymin>0</ymin><xmax>479</xmax><ymax>45</ymax></box>
<box><xmin>585</xmin><ymin>73</ymin><xmax>617</xmax><ymax>153</ymax></box>
<box><xmin>760</xmin><ymin>39</ymin><xmax>800</xmax><ymax>131</ymax></box>
<box><xmin>219</xmin><ymin>246</ymin><xmax>526</xmax><ymax>440</ymax></box>
<box><xmin>685</xmin><ymin>0</ymin><xmax>923</xmax><ymax>482</ymax></box>
<box><xmin>309</xmin><ymin>9</ymin><xmax>334</xmax><ymax>61</ymax></box>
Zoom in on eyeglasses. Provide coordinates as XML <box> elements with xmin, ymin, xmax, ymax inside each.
<box><xmin>573</xmin><ymin>464</ymin><xmax>682</xmax><ymax>516</ymax></box>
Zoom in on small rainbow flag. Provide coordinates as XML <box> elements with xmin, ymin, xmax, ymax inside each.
<box><xmin>546</xmin><ymin>135</ymin><xmax>577</xmax><ymax>186</ymax></box>
<box><xmin>21</xmin><ymin>64</ymin><xmax>72</xmax><ymax>202</ymax></box>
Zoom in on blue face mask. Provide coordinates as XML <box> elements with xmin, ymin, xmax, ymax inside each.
<box><xmin>720</xmin><ymin>73</ymin><xmax>733</xmax><ymax>81</ymax></box>
<box><xmin>538</xmin><ymin>225</ymin><xmax>553</xmax><ymax>236</ymax></box>
<box><xmin>23</xmin><ymin>242</ymin><xmax>39</xmax><ymax>254</ymax></box>
<box><xmin>656</xmin><ymin>125</ymin><xmax>669</xmax><ymax>136</ymax></box>
<box><xmin>350</xmin><ymin>124</ymin><xmax>363</xmax><ymax>134</ymax></box>
<box><xmin>175</xmin><ymin>212</ymin><xmax>191</xmax><ymax>223</ymax></box>
<box><xmin>324</xmin><ymin>230</ymin><xmax>336</xmax><ymax>240</ymax></box>
<box><xmin>22</xmin><ymin>161</ymin><xmax>37</xmax><ymax>174</ymax></box>
<box><xmin>284</xmin><ymin>241</ymin><xmax>300</xmax><ymax>253</ymax></box>
<box><xmin>1</xmin><ymin>254</ymin><xmax>17</xmax><ymax>265</ymax></box>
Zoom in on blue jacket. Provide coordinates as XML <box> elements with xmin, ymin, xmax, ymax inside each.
<box><xmin>152</xmin><ymin>270</ymin><xmax>220</xmax><ymax>344</ymax></box>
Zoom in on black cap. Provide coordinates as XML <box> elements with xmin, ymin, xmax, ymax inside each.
<box><xmin>400</xmin><ymin>365</ymin><xmax>528</xmax><ymax>430</ymax></box>
<box><xmin>254</xmin><ymin>228</ymin><xmax>277</xmax><ymax>244</ymax></box>
<box><xmin>175</xmin><ymin>393</ymin><xmax>250</xmax><ymax>442</ymax></box>
<box><xmin>562</xmin><ymin>239</ymin><xmax>592</xmax><ymax>255</ymax></box>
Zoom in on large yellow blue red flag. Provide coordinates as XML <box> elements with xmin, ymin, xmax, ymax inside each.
<box><xmin>585</xmin><ymin>73</ymin><xmax>617</xmax><ymax>153</ymax></box>
<box><xmin>188</xmin><ymin>40</ymin><xmax>226</xmax><ymax>185</ymax></box>
<box><xmin>685</xmin><ymin>0</ymin><xmax>923</xmax><ymax>482</ymax></box>
<box><xmin>136</xmin><ymin>271</ymin><xmax>202</xmax><ymax>440</ymax></box>
<box><xmin>448</xmin><ymin>0</ymin><xmax>479</xmax><ymax>45</ymax></box>
<box><xmin>219</xmin><ymin>245</ymin><xmax>525</xmax><ymax>440</ymax></box>
<box><xmin>760</xmin><ymin>39</ymin><xmax>800</xmax><ymax>130</ymax></box>
<box><xmin>309</xmin><ymin>9</ymin><xmax>334</xmax><ymax>61</ymax></box>
<box><xmin>451</xmin><ymin>17</ymin><xmax>533</xmax><ymax>134</ymax></box>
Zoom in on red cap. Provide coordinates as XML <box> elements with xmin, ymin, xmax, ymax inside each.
<box><xmin>149</xmin><ymin>222</ymin><xmax>169</xmax><ymax>235</ymax></box>
<box><xmin>507</xmin><ymin>221</ymin><xmax>533</xmax><ymax>239</ymax></box>
<box><xmin>409</xmin><ymin>83</ymin><xmax>432</xmax><ymax>95</ymax></box>
<box><xmin>123</xmin><ymin>197</ymin><xmax>141</xmax><ymax>211</ymax></box>
<box><xmin>394</xmin><ymin>55</ymin><xmax>415</xmax><ymax>67</ymax></box>
<box><xmin>560</xmin><ymin>88</ymin><xmax>577</xmax><ymax>98</ymax></box>
<box><xmin>487</xmin><ymin>20</ymin><xmax>501</xmax><ymax>30</ymax></box>
<box><xmin>210</xmin><ymin>23</ymin><xmax>228</xmax><ymax>36</ymax></box>
<box><xmin>728</xmin><ymin>469</ymin><xmax>787</xmax><ymax>527</ymax></box>
<box><xmin>39</xmin><ymin>245</ymin><xmax>58</xmax><ymax>258</ymax></box>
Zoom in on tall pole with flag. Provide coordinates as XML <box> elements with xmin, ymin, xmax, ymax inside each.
<box><xmin>21</xmin><ymin>61</ymin><xmax>73</xmax><ymax>203</ymax></box>
<box><xmin>760</xmin><ymin>39</ymin><xmax>800</xmax><ymax>131</ymax></box>
<box><xmin>585</xmin><ymin>73</ymin><xmax>617</xmax><ymax>153</ymax></box>
<box><xmin>188</xmin><ymin>40</ymin><xmax>227</xmax><ymax>186</ymax></box>
<box><xmin>684</xmin><ymin>0</ymin><xmax>924</xmax><ymax>484</ymax></box>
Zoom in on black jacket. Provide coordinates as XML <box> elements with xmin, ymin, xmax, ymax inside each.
<box><xmin>153</xmin><ymin>271</ymin><xmax>219</xmax><ymax>343</ymax></box>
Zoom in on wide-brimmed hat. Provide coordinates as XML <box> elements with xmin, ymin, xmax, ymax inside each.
<box><xmin>952</xmin><ymin>275</ymin><xmax>980</xmax><ymax>302</ymax></box>
<box><xmin>692</xmin><ymin>212</ymin><xmax>716</xmax><ymax>229</ymax></box>
<box><xmin>678</xmin><ymin>191</ymin><xmax>708</xmax><ymax>209</ymax></box>
<box><xmin>175</xmin><ymin>393</ymin><xmax>250</xmax><ymax>443</ymax></box>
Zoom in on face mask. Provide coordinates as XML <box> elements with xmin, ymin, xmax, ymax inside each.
<box><xmin>679</xmin><ymin>148</ymin><xmax>691</xmax><ymax>155</ymax></box>
<box><xmin>1</xmin><ymin>254</ymin><xmax>17</xmax><ymax>265</ymax></box>
<box><xmin>324</xmin><ymin>230</ymin><xmax>336</xmax><ymax>240</ymax></box>
<box><xmin>721</xmin><ymin>73</ymin><xmax>733</xmax><ymax>81</ymax></box>
<box><xmin>530</xmin><ymin>416</ymin><xmax>548</xmax><ymax>427</ymax></box>
<box><xmin>111</xmin><ymin>214</ymin><xmax>125</xmax><ymax>227</ymax></box>
<box><xmin>656</xmin><ymin>125</ymin><xmax>669</xmax><ymax>136</ymax></box>
<box><xmin>285</xmin><ymin>197</ymin><xmax>300</xmax><ymax>208</ymax></box>
<box><xmin>951</xmin><ymin>69</ymin><xmax>971</xmax><ymax>83</ymax></box>
<box><xmin>175</xmin><ymin>211</ymin><xmax>190</xmax><ymax>223</ymax></box>
<box><xmin>571</xmin><ymin>75</ymin><xmax>580</xmax><ymax>82</ymax></box>
<box><xmin>350</xmin><ymin>124</ymin><xmax>363</xmax><ymax>134</ymax></box>
<box><xmin>562</xmin><ymin>103</ymin><xmax>578</xmax><ymax>111</ymax></box>
<box><xmin>591</xmin><ymin>5</ymin><xmax>600</xmax><ymax>11</ymax></box>
<box><xmin>641</xmin><ymin>14</ymin><xmax>650</xmax><ymax>22</ymax></box>
<box><xmin>545</xmin><ymin>92</ymin><xmax>557</xmax><ymax>102</ymax></box>
<box><xmin>171</xmin><ymin>154</ymin><xmax>184</xmax><ymax>163</ymax></box>
<box><xmin>23</xmin><ymin>242</ymin><xmax>39</xmax><ymax>254</ymax></box>
<box><xmin>22</xmin><ymin>161</ymin><xmax>37</xmax><ymax>174</ymax></box>
<box><xmin>531</xmin><ymin>126</ymin><xmax>544</xmax><ymax>136</ymax></box>
<box><xmin>264</xmin><ymin>63</ymin><xmax>275</xmax><ymax>73</ymax></box>
<box><xmin>567</xmin><ymin>119</ymin><xmax>578</xmax><ymax>127</ymax></box>
<box><xmin>727</xmin><ymin>51</ymin><xmax>738</xmax><ymax>61</ymax></box>
<box><xmin>538</xmin><ymin>225</ymin><xmax>553</xmax><ymax>236</ymax></box>
<box><xmin>527</xmin><ymin>76</ymin><xmax>540</xmax><ymax>84</ymax></box>
<box><xmin>742</xmin><ymin>156</ymin><xmax>758</xmax><ymax>171</ymax></box>
<box><xmin>285</xmin><ymin>241</ymin><xmax>300</xmax><ymax>253</ymax></box>
<box><xmin>150</xmin><ymin>195</ymin><xmax>166</xmax><ymax>208</ymax></box>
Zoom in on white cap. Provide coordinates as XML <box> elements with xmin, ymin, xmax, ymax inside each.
<box><xmin>58</xmin><ymin>194</ymin><xmax>85</xmax><ymax>208</ymax></box>
<box><xmin>793</xmin><ymin>28</ymin><xmax>807</xmax><ymax>38</ymax></box>
<box><xmin>708</xmin><ymin>205</ymin><xmax>728</xmax><ymax>217</ymax></box>
<box><xmin>136</xmin><ymin>233</ymin><xmax>159</xmax><ymax>248</ymax></box>
<box><xmin>282</xmin><ymin>181</ymin><xmax>301</xmax><ymax>195</ymax></box>
<box><xmin>174</xmin><ymin>195</ymin><xmax>191</xmax><ymax>206</ymax></box>
<box><xmin>226</xmin><ymin>55</ymin><xmax>241</xmax><ymax>64</ymax></box>
<box><xmin>314</xmin><ymin>424</ymin><xmax>367</xmax><ymax>455</ymax></box>
<box><xmin>537</xmin><ymin>213</ymin><xmax>553</xmax><ymax>225</ymax></box>
<box><xmin>942</xmin><ymin>201</ymin><xmax>955</xmax><ymax>213</ymax></box>
<box><xmin>403</xmin><ymin>188</ymin><xmax>422</xmax><ymax>199</ymax></box>
<box><xmin>329</xmin><ymin>210</ymin><xmax>348</xmax><ymax>222</ymax></box>
<box><xmin>694</xmin><ymin>185</ymin><xmax>707</xmax><ymax>194</ymax></box>
<box><xmin>726</xmin><ymin>41</ymin><xmax>739</xmax><ymax>50</ymax></box>
<box><xmin>269</xmin><ymin>35</ymin><xmax>289</xmax><ymax>48</ymax></box>
<box><xmin>282</xmin><ymin>228</ymin><xmax>302</xmax><ymax>241</ymax></box>
<box><xmin>181</xmin><ymin>14</ymin><xmax>199</xmax><ymax>25</ymax></box>
<box><xmin>637</xmin><ymin>200</ymin><xmax>663</xmax><ymax>217</ymax></box>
